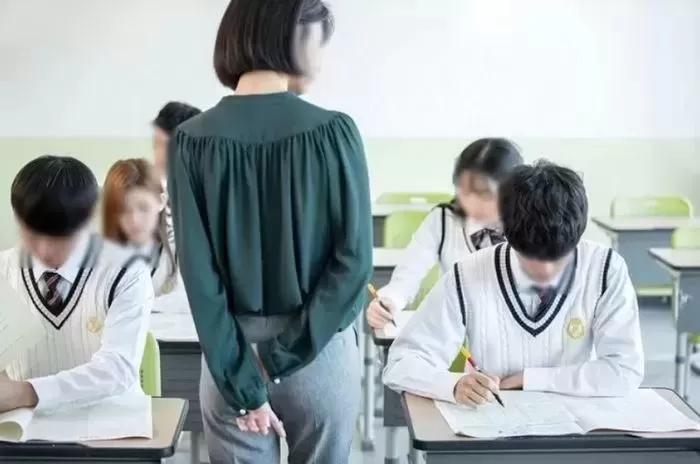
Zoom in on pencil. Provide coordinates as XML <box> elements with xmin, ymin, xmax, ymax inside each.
<box><xmin>461</xmin><ymin>346</ymin><xmax>505</xmax><ymax>407</ymax></box>
<box><xmin>367</xmin><ymin>283</ymin><xmax>397</xmax><ymax>327</ymax></box>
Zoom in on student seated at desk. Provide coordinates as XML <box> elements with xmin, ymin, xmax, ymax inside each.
<box><xmin>367</xmin><ymin>138</ymin><xmax>523</xmax><ymax>329</ymax></box>
<box><xmin>383</xmin><ymin>161</ymin><xmax>644</xmax><ymax>405</ymax></box>
<box><xmin>102</xmin><ymin>158</ymin><xmax>181</xmax><ymax>299</ymax></box>
<box><xmin>0</xmin><ymin>156</ymin><xmax>154</xmax><ymax>414</ymax></box>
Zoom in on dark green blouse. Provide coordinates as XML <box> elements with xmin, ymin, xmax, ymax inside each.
<box><xmin>167</xmin><ymin>92</ymin><xmax>372</xmax><ymax>414</ymax></box>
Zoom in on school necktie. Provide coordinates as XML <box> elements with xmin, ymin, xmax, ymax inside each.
<box><xmin>469</xmin><ymin>228</ymin><xmax>505</xmax><ymax>249</ymax></box>
<box><xmin>41</xmin><ymin>271</ymin><xmax>64</xmax><ymax>316</ymax></box>
<box><xmin>531</xmin><ymin>285</ymin><xmax>556</xmax><ymax>319</ymax></box>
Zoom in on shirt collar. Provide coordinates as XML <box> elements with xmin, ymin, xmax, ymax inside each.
<box><xmin>31</xmin><ymin>232</ymin><xmax>91</xmax><ymax>285</ymax></box>
<box><xmin>509</xmin><ymin>247</ymin><xmax>565</xmax><ymax>293</ymax></box>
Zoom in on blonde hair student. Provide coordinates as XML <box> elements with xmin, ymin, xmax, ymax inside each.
<box><xmin>367</xmin><ymin>138</ymin><xmax>524</xmax><ymax>329</ymax></box>
<box><xmin>102</xmin><ymin>158</ymin><xmax>178</xmax><ymax>296</ymax></box>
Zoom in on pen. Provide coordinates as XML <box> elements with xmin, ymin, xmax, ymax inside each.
<box><xmin>367</xmin><ymin>283</ymin><xmax>397</xmax><ymax>327</ymax></box>
<box><xmin>460</xmin><ymin>346</ymin><xmax>505</xmax><ymax>408</ymax></box>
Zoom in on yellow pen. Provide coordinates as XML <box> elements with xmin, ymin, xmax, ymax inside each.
<box><xmin>367</xmin><ymin>283</ymin><xmax>397</xmax><ymax>327</ymax></box>
<box><xmin>461</xmin><ymin>346</ymin><xmax>505</xmax><ymax>407</ymax></box>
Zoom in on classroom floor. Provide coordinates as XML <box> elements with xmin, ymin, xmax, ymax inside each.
<box><xmin>166</xmin><ymin>303</ymin><xmax>700</xmax><ymax>464</ymax></box>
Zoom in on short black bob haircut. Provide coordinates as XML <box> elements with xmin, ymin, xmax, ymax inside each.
<box><xmin>499</xmin><ymin>160</ymin><xmax>588</xmax><ymax>261</ymax></box>
<box><xmin>440</xmin><ymin>138</ymin><xmax>523</xmax><ymax>216</ymax></box>
<box><xmin>11</xmin><ymin>155</ymin><xmax>98</xmax><ymax>237</ymax></box>
<box><xmin>153</xmin><ymin>102</ymin><xmax>202</xmax><ymax>135</ymax></box>
<box><xmin>214</xmin><ymin>0</ymin><xmax>334</xmax><ymax>90</ymax></box>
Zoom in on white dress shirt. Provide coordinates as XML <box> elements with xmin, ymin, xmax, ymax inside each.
<box><xmin>383</xmin><ymin>240</ymin><xmax>644</xmax><ymax>403</ymax></box>
<box><xmin>378</xmin><ymin>207</ymin><xmax>492</xmax><ymax>310</ymax></box>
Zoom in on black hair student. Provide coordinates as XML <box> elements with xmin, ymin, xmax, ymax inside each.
<box><xmin>366</xmin><ymin>138</ymin><xmax>523</xmax><ymax>329</ymax></box>
<box><xmin>165</xmin><ymin>1</ymin><xmax>371</xmax><ymax>463</ymax></box>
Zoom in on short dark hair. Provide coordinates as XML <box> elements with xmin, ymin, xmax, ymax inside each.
<box><xmin>499</xmin><ymin>160</ymin><xmax>588</xmax><ymax>260</ymax></box>
<box><xmin>153</xmin><ymin>102</ymin><xmax>201</xmax><ymax>135</ymax></box>
<box><xmin>11</xmin><ymin>155</ymin><xmax>98</xmax><ymax>237</ymax></box>
<box><xmin>213</xmin><ymin>0</ymin><xmax>334</xmax><ymax>90</ymax></box>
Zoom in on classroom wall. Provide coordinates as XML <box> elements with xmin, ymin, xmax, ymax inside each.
<box><xmin>0</xmin><ymin>1</ymin><xmax>698</xmax><ymax>247</ymax></box>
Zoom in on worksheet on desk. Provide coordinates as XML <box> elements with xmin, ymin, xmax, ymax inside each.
<box><xmin>0</xmin><ymin>281</ymin><xmax>46</xmax><ymax>368</ymax></box>
<box><xmin>382</xmin><ymin>311</ymin><xmax>415</xmax><ymax>337</ymax></box>
<box><xmin>435</xmin><ymin>391</ymin><xmax>581</xmax><ymax>438</ymax></box>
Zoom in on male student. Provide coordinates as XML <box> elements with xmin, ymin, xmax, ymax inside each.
<box><xmin>383</xmin><ymin>161</ymin><xmax>644</xmax><ymax>405</ymax></box>
<box><xmin>0</xmin><ymin>155</ymin><xmax>154</xmax><ymax>414</ymax></box>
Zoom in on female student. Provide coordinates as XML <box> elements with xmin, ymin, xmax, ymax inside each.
<box><xmin>0</xmin><ymin>156</ymin><xmax>153</xmax><ymax>413</ymax></box>
<box><xmin>383</xmin><ymin>161</ymin><xmax>644</xmax><ymax>405</ymax></box>
<box><xmin>367</xmin><ymin>138</ymin><xmax>523</xmax><ymax>329</ymax></box>
<box><xmin>102</xmin><ymin>158</ymin><xmax>180</xmax><ymax>299</ymax></box>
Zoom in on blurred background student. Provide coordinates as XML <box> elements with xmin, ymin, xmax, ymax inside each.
<box><xmin>367</xmin><ymin>138</ymin><xmax>523</xmax><ymax>329</ymax></box>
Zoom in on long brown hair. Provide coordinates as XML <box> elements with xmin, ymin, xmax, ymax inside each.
<box><xmin>102</xmin><ymin>158</ymin><xmax>177</xmax><ymax>286</ymax></box>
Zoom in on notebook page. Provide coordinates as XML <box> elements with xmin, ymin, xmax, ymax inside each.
<box><xmin>435</xmin><ymin>391</ymin><xmax>582</xmax><ymax>438</ymax></box>
<box><xmin>564</xmin><ymin>390</ymin><xmax>700</xmax><ymax>433</ymax></box>
<box><xmin>0</xmin><ymin>281</ymin><xmax>46</xmax><ymax>369</ymax></box>
<box><xmin>382</xmin><ymin>311</ymin><xmax>415</xmax><ymax>338</ymax></box>
<box><xmin>25</xmin><ymin>394</ymin><xmax>153</xmax><ymax>442</ymax></box>
<box><xmin>0</xmin><ymin>408</ymin><xmax>33</xmax><ymax>442</ymax></box>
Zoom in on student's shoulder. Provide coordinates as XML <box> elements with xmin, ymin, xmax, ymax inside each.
<box><xmin>578</xmin><ymin>239</ymin><xmax>622</xmax><ymax>267</ymax></box>
<box><xmin>96</xmin><ymin>239</ymin><xmax>150</xmax><ymax>275</ymax></box>
<box><xmin>454</xmin><ymin>242</ymin><xmax>501</xmax><ymax>275</ymax></box>
<box><xmin>0</xmin><ymin>246</ymin><xmax>22</xmax><ymax>265</ymax></box>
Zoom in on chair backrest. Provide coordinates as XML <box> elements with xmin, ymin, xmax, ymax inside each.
<box><xmin>140</xmin><ymin>331</ymin><xmax>162</xmax><ymax>397</ymax></box>
<box><xmin>610</xmin><ymin>196</ymin><xmax>693</xmax><ymax>218</ymax></box>
<box><xmin>383</xmin><ymin>210</ymin><xmax>429</xmax><ymax>248</ymax></box>
<box><xmin>672</xmin><ymin>227</ymin><xmax>700</xmax><ymax>249</ymax></box>
<box><xmin>410</xmin><ymin>266</ymin><xmax>440</xmax><ymax>311</ymax></box>
<box><xmin>376</xmin><ymin>192</ymin><xmax>452</xmax><ymax>206</ymax></box>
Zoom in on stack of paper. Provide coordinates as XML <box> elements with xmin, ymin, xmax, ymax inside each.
<box><xmin>0</xmin><ymin>394</ymin><xmax>153</xmax><ymax>442</ymax></box>
<box><xmin>435</xmin><ymin>390</ymin><xmax>700</xmax><ymax>438</ymax></box>
<box><xmin>382</xmin><ymin>311</ymin><xmax>415</xmax><ymax>338</ymax></box>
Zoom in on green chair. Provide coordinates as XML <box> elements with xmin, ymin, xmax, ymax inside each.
<box><xmin>410</xmin><ymin>266</ymin><xmax>441</xmax><ymax>311</ymax></box>
<box><xmin>672</xmin><ymin>227</ymin><xmax>700</xmax><ymax>345</ymax></box>
<box><xmin>376</xmin><ymin>192</ymin><xmax>452</xmax><ymax>206</ymax></box>
<box><xmin>610</xmin><ymin>196</ymin><xmax>693</xmax><ymax>218</ymax></box>
<box><xmin>610</xmin><ymin>196</ymin><xmax>693</xmax><ymax>297</ymax></box>
<box><xmin>140</xmin><ymin>331</ymin><xmax>162</xmax><ymax>396</ymax></box>
<box><xmin>383</xmin><ymin>210</ymin><xmax>429</xmax><ymax>248</ymax></box>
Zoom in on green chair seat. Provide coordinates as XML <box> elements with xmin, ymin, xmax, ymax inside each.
<box><xmin>376</xmin><ymin>192</ymin><xmax>452</xmax><ymax>206</ymax></box>
<box><xmin>140</xmin><ymin>331</ymin><xmax>161</xmax><ymax>397</ymax></box>
<box><xmin>383</xmin><ymin>210</ymin><xmax>429</xmax><ymax>249</ymax></box>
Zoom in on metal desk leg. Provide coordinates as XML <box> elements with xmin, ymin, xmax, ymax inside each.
<box><xmin>385</xmin><ymin>426</ymin><xmax>400</xmax><ymax>464</ymax></box>
<box><xmin>190</xmin><ymin>431</ymin><xmax>202</xmax><ymax>464</ymax></box>
<box><xmin>362</xmin><ymin>320</ymin><xmax>376</xmax><ymax>451</ymax></box>
<box><xmin>409</xmin><ymin>447</ymin><xmax>423</xmax><ymax>464</ymax></box>
<box><xmin>683</xmin><ymin>337</ymin><xmax>693</xmax><ymax>399</ymax></box>
<box><xmin>676</xmin><ymin>331</ymin><xmax>689</xmax><ymax>399</ymax></box>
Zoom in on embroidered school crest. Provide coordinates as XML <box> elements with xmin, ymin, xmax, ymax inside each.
<box><xmin>86</xmin><ymin>317</ymin><xmax>104</xmax><ymax>334</ymax></box>
<box><xmin>566</xmin><ymin>317</ymin><xmax>585</xmax><ymax>339</ymax></box>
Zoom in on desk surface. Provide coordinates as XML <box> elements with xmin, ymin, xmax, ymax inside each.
<box><xmin>0</xmin><ymin>398</ymin><xmax>188</xmax><ymax>460</ymax></box>
<box><xmin>404</xmin><ymin>388</ymin><xmax>700</xmax><ymax>452</ymax></box>
<box><xmin>373</xmin><ymin>247</ymin><xmax>405</xmax><ymax>268</ymax></box>
<box><xmin>150</xmin><ymin>312</ymin><xmax>198</xmax><ymax>343</ymax></box>
<box><xmin>372</xmin><ymin>203</ymin><xmax>435</xmax><ymax>217</ymax></box>
<box><xmin>592</xmin><ymin>217</ymin><xmax>700</xmax><ymax>233</ymax></box>
<box><xmin>649</xmin><ymin>248</ymin><xmax>700</xmax><ymax>272</ymax></box>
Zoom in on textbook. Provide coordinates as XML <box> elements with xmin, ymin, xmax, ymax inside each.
<box><xmin>436</xmin><ymin>389</ymin><xmax>700</xmax><ymax>438</ymax></box>
<box><xmin>0</xmin><ymin>394</ymin><xmax>152</xmax><ymax>442</ymax></box>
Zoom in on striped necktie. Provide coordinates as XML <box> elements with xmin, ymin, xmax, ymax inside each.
<box><xmin>469</xmin><ymin>228</ymin><xmax>505</xmax><ymax>249</ymax></box>
<box><xmin>41</xmin><ymin>271</ymin><xmax>64</xmax><ymax>316</ymax></box>
<box><xmin>531</xmin><ymin>285</ymin><xmax>555</xmax><ymax>319</ymax></box>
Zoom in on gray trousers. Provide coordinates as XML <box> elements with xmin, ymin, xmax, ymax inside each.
<box><xmin>200</xmin><ymin>327</ymin><xmax>361</xmax><ymax>464</ymax></box>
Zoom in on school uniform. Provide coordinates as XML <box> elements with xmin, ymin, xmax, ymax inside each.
<box><xmin>162</xmin><ymin>178</ymin><xmax>175</xmax><ymax>244</ymax></box>
<box><xmin>0</xmin><ymin>233</ymin><xmax>154</xmax><ymax>412</ymax></box>
<box><xmin>383</xmin><ymin>240</ymin><xmax>644</xmax><ymax>402</ymax></box>
<box><xmin>131</xmin><ymin>240</ymin><xmax>179</xmax><ymax>297</ymax></box>
<box><xmin>378</xmin><ymin>205</ymin><xmax>504</xmax><ymax>310</ymax></box>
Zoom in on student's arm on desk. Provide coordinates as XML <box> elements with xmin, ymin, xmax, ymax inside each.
<box><xmin>28</xmin><ymin>262</ymin><xmax>154</xmax><ymax>412</ymax></box>
<box><xmin>383</xmin><ymin>271</ymin><xmax>465</xmax><ymax>403</ymax></box>
<box><xmin>378</xmin><ymin>208</ymin><xmax>443</xmax><ymax>310</ymax></box>
<box><xmin>524</xmin><ymin>251</ymin><xmax>644</xmax><ymax>396</ymax></box>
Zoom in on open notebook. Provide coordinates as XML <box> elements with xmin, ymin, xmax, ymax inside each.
<box><xmin>0</xmin><ymin>394</ymin><xmax>152</xmax><ymax>442</ymax></box>
<box><xmin>435</xmin><ymin>389</ymin><xmax>700</xmax><ymax>438</ymax></box>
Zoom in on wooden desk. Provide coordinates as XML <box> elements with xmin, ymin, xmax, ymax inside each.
<box><xmin>372</xmin><ymin>204</ymin><xmax>434</xmax><ymax>247</ymax></box>
<box><xmin>592</xmin><ymin>217</ymin><xmax>700</xmax><ymax>295</ymax></box>
<box><xmin>150</xmin><ymin>313</ymin><xmax>202</xmax><ymax>464</ymax></box>
<box><xmin>649</xmin><ymin>248</ymin><xmax>700</xmax><ymax>399</ymax></box>
<box><xmin>404</xmin><ymin>388</ymin><xmax>700</xmax><ymax>464</ymax></box>
<box><xmin>0</xmin><ymin>398</ymin><xmax>187</xmax><ymax>463</ymax></box>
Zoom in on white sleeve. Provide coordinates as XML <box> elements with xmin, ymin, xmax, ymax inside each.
<box><xmin>0</xmin><ymin>247</ymin><xmax>16</xmax><ymax>282</ymax></box>
<box><xmin>378</xmin><ymin>208</ymin><xmax>444</xmax><ymax>310</ymax></box>
<box><xmin>523</xmin><ymin>251</ymin><xmax>644</xmax><ymax>396</ymax></box>
<box><xmin>383</xmin><ymin>267</ymin><xmax>466</xmax><ymax>403</ymax></box>
<box><xmin>29</xmin><ymin>261</ymin><xmax>154</xmax><ymax>411</ymax></box>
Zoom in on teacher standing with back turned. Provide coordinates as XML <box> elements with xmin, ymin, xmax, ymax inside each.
<box><xmin>167</xmin><ymin>0</ymin><xmax>372</xmax><ymax>463</ymax></box>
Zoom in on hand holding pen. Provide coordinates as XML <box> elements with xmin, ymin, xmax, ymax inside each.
<box><xmin>366</xmin><ymin>284</ymin><xmax>398</xmax><ymax>328</ymax></box>
<box><xmin>453</xmin><ymin>346</ymin><xmax>505</xmax><ymax>408</ymax></box>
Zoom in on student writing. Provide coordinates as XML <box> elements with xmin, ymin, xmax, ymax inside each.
<box><xmin>367</xmin><ymin>138</ymin><xmax>523</xmax><ymax>329</ymax></box>
<box><xmin>0</xmin><ymin>156</ymin><xmax>154</xmax><ymax>414</ymax></box>
<box><xmin>102</xmin><ymin>158</ymin><xmax>180</xmax><ymax>298</ymax></box>
<box><xmin>383</xmin><ymin>161</ymin><xmax>644</xmax><ymax>406</ymax></box>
